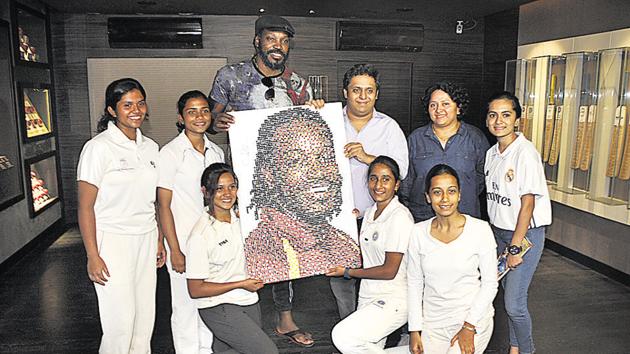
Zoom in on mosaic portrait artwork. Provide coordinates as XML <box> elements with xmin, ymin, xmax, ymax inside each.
<box><xmin>229</xmin><ymin>103</ymin><xmax>362</xmax><ymax>283</ymax></box>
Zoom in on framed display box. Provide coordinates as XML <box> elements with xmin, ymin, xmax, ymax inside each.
<box><xmin>0</xmin><ymin>20</ymin><xmax>25</xmax><ymax>212</ymax></box>
<box><xmin>24</xmin><ymin>151</ymin><xmax>60</xmax><ymax>217</ymax></box>
<box><xmin>12</xmin><ymin>3</ymin><xmax>49</xmax><ymax>67</ymax></box>
<box><xmin>17</xmin><ymin>83</ymin><xmax>54</xmax><ymax>141</ymax></box>
<box><xmin>587</xmin><ymin>47</ymin><xmax>630</xmax><ymax>206</ymax></box>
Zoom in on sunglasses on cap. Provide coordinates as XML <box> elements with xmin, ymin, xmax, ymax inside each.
<box><xmin>261</xmin><ymin>77</ymin><xmax>274</xmax><ymax>100</ymax></box>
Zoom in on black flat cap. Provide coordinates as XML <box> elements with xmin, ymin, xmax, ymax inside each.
<box><xmin>255</xmin><ymin>15</ymin><xmax>295</xmax><ymax>37</ymax></box>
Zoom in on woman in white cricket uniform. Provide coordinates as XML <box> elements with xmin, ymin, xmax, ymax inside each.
<box><xmin>484</xmin><ymin>91</ymin><xmax>551</xmax><ymax>354</ymax></box>
<box><xmin>327</xmin><ymin>155</ymin><xmax>414</xmax><ymax>354</ymax></box>
<box><xmin>406</xmin><ymin>164</ymin><xmax>498</xmax><ymax>354</ymax></box>
<box><xmin>186</xmin><ymin>163</ymin><xmax>278</xmax><ymax>354</ymax></box>
<box><xmin>157</xmin><ymin>90</ymin><xmax>224</xmax><ymax>353</ymax></box>
<box><xmin>77</xmin><ymin>78</ymin><xmax>164</xmax><ymax>354</ymax></box>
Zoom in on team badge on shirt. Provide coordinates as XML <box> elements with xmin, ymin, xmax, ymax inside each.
<box><xmin>372</xmin><ymin>231</ymin><xmax>379</xmax><ymax>241</ymax></box>
<box><xmin>505</xmin><ymin>169</ymin><xmax>515</xmax><ymax>182</ymax></box>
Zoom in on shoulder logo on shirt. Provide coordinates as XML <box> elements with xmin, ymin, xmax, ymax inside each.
<box><xmin>505</xmin><ymin>169</ymin><xmax>514</xmax><ymax>182</ymax></box>
<box><xmin>372</xmin><ymin>232</ymin><xmax>379</xmax><ymax>241</ymax></box>
<box><xmin>150</xmin><ymin>161</ymin><xmax>156</xmax><ymax>168</ymax></box>
<box><xmin>218</xmin><ymin>239</ymin><xmax>229</xmax><ymax>246</ymax></box>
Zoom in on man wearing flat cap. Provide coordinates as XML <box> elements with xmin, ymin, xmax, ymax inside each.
<box><xmin>208</xmin><ymin>15</ymin><xmax>326</xmax><ymax>348</ymax></box>
<box><xmin>210</xmin><ymin>15</ymin><xmax>320</xmax><ymax>132</ymax></box>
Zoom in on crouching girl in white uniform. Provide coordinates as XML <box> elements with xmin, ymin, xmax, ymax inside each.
<box><xmin>77</xmin><ymin>78</ymin><xmax>165</xmax><ymax>354</ymax></box>
<box><xmin>327</xmin><ymin>155</ymin><xmax>414</xmax><ymax>354</ymax></box>
<box><xmin>186</xmin><ymin>163</ymin><xmax>278</xmax><ymax>354</ymax></box>
<box><xmin>407</xmin><ymin>164</ymin><xmax>498</xmax><ymax>354</ymax></box>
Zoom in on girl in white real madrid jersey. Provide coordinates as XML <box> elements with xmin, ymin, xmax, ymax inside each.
<box><xmin>484</xmin><ymin>91</ymin><xmax>552</xmax><ymax>354</ymax></box>
<box><xmin>157</xmin><ymin>91</ymin><xmax>224</xmax><ymax>354</ymax></box>
<box><xmin>77</xmin><ymin>78</ymin><xmax>165</xmax><ymax>354</ymax></box>
<box><xmin>327</xmin><ymin>156</ymin><xmax>414</xmax><ymax>353</ymax></box>
<box><xmin>186</xmin><ymin>163</ymin><xmax>278</xmax><ymax>354</ymax></box>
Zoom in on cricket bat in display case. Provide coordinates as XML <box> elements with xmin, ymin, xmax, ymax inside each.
<box><xmin>580</xmin><ymin>105</ymin><xmax>597</xmax><ymax>171</ymax></box>
<box><xmin>571</xmin><ymin>105</ymin><xmax>588</xmax><ymax>169</ymax></box>
<box><xmin>617</xmin><ymin>106</ymin><xmax>630</xmax><ymax>180</ymax></box>
<box><xmin>543</xmin><ymin>74</ymin><xmax>557</xmax><ymax>162</ymax></box>
<box><xmin>548</xmin><ymin>105</ymin><xmax>564</xmax><ymax>166</ymax></box>
<box><xmin>606</xmin><ymin>106</ymin><xmax>626</xmax><ymax>177</ymax></box>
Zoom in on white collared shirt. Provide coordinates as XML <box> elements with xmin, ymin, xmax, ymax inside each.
<box><xmin>186</xmin><ymin>210</ymin><xmax>258</xmax><ymax>309</ymax></box>
<box><xmin>484</xmin><ymin>133</ymin><xmax>552</xmax><ymax>230</ymax></box>
<box><xmin>77</xmin><ymin>121</ymin><xmax>159</xmax><ymax>234</ymax></box>
<box><xmin>158</xmin><ymin>131</ymin><xmax>224</xmax><ymax>247</ymax></box>
<box><xmin>343</xmin><ymin>107</ymin><xmax>409</xmax><ymax>216</ymax></box>
<box><xmin>359</xmin><ymin>196</ymin><xmax>414</xmax><ymax>300</ymax></box>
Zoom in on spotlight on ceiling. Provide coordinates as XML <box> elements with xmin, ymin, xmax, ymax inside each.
<box><xmin>259</xmin><ymin>8</ymin><xmax>265</xmax><ymax>13</ymax></box>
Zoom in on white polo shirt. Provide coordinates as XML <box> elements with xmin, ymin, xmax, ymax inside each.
<box><xmin>358</xmin><ymin>196</ymin><xmax>414</xmax><ymax>300</ymax></box>
<box><xmin>407</xmin><ymin>215</ymin><xmax>498</xmax><ymax>330</ymax></box>
<box><xmin>186</xmin><ymin>210</ymin><xmax>258</xmax><ymax>309</ymax></box>
<box><xmin>77</xmin><ymin>121</ymin><xmax>159</xmax><ymax>234</ymax></box>
<box><xmin>158</xmin><ymin>131</ymin><xmax>224</xmax><ymax>247</ymax></box>
<box><xmin>485</xmin><ymin>133</ymin><xmax>552</xmax><ymax>230</ymax></box>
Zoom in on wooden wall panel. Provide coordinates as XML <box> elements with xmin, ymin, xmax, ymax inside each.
<box><xmin>50</xmin><ymin>13</ymin><xmax>485</xmax><ymax>222</ymax></box>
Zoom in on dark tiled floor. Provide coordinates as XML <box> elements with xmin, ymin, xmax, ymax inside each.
<box><xmin>1</xmin><ymin>228</ymin><xmax>629</xmax><ymax>353</ymax></box>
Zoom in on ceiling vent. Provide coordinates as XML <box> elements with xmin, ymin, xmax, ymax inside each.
<box><xmin>336</xmin><ymin>21</ymin><xmax>423</xmax><ymax>52</ymax></box>
<box><xmin>108</xmin><ymin>17</ymin><xmax>202</xmax><ymax>49</ymax></box>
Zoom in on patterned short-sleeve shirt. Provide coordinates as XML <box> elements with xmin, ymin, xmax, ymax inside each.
<box><xmin>210</xmin><ymin>60</ymin><xmax>312</xmax><ymax>111</ymax></box>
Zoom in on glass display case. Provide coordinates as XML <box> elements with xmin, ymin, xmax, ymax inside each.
<box><xmin>18</xmin><ymin>83</ymin><xmax>53</xmax><ymax>141</ymax></box>
<box><xmin>504</xmin><ymin>59</ymin><xmax>527</xmax><ymax>104</ymax></box>
<box><xmin>542</xmin><ymin>56</ymin><xmax>566</xmax><ymax>184</ymax></box>
<box><xmin>13</xmin><ymin>4</ymin><xmax>49</xmax><ymax>65</ymax></box>
<box><xmin>587</xmin><ymin>47</ymin><xmax>630</xmax><ymax>205</ymax></box>
<box><xmin>0</xmin><ymin>20</ymin><xmax>25</xmax><ymax>211</ymax></box>
<box><xmin>24</xmin><ymin>151</ymin><xmax>60</xmax><ymax>217</ymax></box>
<box><xmin>553</xmin><ymin>52</ymin><xmax>598</xmax><ymax>194</ymax></box>
<box><xmin>521</xmin><ymin>58</ymin><xmax>540</xmax><ymax>143</ymax></box>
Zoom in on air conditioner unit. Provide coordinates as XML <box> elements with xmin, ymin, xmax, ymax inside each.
<box><xmin>108</xmin><ymin>17</ymin><xmax>202</xmax><ymax>49</ymax></box>
<box><xmin>336</xmin><ymin>21</ymin><xmax>423</xmax><ymax>52</ymax></box>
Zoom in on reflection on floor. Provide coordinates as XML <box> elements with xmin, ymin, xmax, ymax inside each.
<box><xmin>0</xmin><ymin>227</ymin><xmax>629</xmax><ymax>353</ymax></box>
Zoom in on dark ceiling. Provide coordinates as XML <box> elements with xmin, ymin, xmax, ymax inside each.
<box><xmin>38</xmin><ymin>0</ymin><xmax>534</xmax><ymax>21</ymax></box>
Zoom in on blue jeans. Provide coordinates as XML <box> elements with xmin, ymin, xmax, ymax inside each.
<box><xmin>492</xmin><ymin>226</ymin><xmax>545</xmax><ymax>354</ymax></box>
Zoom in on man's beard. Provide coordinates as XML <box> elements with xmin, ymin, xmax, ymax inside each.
<box><xmin>257</xmin><ymin>43</ymin><xmax>289</xmax><ymax>71</ymax></box>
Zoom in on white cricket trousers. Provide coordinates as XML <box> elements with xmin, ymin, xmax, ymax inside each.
<box><xmin>94</xmin><ymin>229</ymin><xmax>158</xmax><ymax>354</ymax></box>
<box><xmin>385</xmin><ymin>315</ymin><xmax>494</xmax><ymax>354</ymax></box>
<box><xmin>332</xmin><ymin>296</ymin><xmax>407</xmax><ymax>354</ymax></box>
<box><xmin>167</xmin><ymin>260</ymin><xmax>214</xmax><ymax>353</ymax></box>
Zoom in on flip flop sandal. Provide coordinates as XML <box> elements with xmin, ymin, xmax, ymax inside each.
<box><xmin>274</xmin><ymin>328</ymin><xmax>315</xmax><ymax>348</ymax></box>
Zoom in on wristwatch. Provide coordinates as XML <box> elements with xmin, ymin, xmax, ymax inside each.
<box><xmin>343</xmin><ymin>267</ymin><xmax>352</xmax><ymax>280</ymax></box>
<box><xmin>508</xmin><ymin>244</ymin><xmax>522</xmax><ymax>255</ymax></box>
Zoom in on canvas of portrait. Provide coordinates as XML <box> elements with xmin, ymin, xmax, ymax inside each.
<box><xmin>229</xmin><ymin>103</ymin><xmax>361</xmax><ymax>283</ymax></box>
